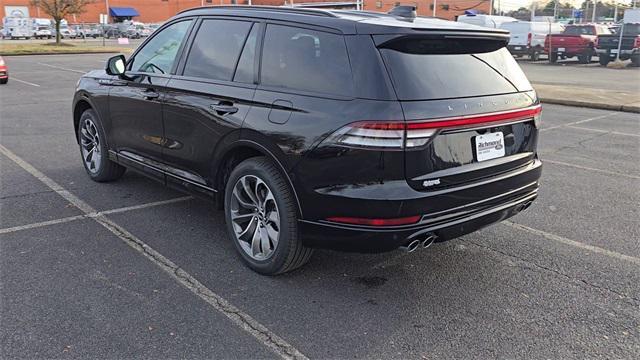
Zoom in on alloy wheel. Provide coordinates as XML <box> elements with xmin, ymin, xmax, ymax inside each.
<box><xmin>79</xmin><ymin>118</ymin><xmax>102</xmax><ymax>174</ymax></box>
<box><xmin>229</xmin><ymin>175</ymin><xmax>280</xmax><ymax>261</ymax></box>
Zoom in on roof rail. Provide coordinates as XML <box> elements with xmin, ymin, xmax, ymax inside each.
<box><xmin>178</xmin><ymin>5</ymin><xmax>338</xmax><ymax>18</ymax></box>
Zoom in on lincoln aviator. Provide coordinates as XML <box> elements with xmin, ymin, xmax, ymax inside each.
<box><xmin>72</xmin><ymin>6</ymin><xmax>542</xmax><ymax>274</ymax></box>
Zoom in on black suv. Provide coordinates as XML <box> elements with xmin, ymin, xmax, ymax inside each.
<box><xmin>72</xmin><ymin>6</ymin><xmax>542</xmax><ymax>275</ymax></box>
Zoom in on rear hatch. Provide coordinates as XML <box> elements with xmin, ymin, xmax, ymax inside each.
<box><xmin>376</xmin><ymin>34</ymin><xmax>539</xmax><ymax>192</ymax></box>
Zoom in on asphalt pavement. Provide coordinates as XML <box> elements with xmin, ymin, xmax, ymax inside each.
<box><xmin>1</xmin><ymin>54</ymin><xmax>639</xmax><ymax>359</ymax></box>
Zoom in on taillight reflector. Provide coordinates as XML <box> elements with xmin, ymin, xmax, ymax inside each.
<box><xmin>326</xmin><ymin>215</ymin><xmax>421</xmax><ymax>226</ymax></box>
<box><xmin>328</xmin><ymin>105</ymin><xmax>541</xmax><ymax>150</ymax></box>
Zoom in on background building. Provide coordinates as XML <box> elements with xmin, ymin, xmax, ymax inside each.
<box><xmin>1</xmin><ymin>0</ymin><xmax>490</xmax><ymax>23</ymax></box>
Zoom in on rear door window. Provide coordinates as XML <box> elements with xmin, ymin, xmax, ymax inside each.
<box><xmin>183</xmin><ymin>19</ymin><xmax>253</xmax><ymax>81</ymax></box>
<box><xmin>379</xmin><ymin>41</ymin><xmax>532</xmax><ymax>101</ymax></box>
<box><xmin>260</xmin><ymin>24</ymin><xmax>354</xmax><ymax>96</ymax></box>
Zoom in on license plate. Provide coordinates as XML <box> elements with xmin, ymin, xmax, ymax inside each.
<box><xmin>514</xmin><ymin>46</ymin><xmax>522</xmax><ymax>50</ymax></box>
<box><xmin>557</xmin><ymin>47</ymin><xmax>565</xmax><ymax>52</ymax></box>
<box><xmin>475</xmin><ymin>132</ymin><xmax>506</xmax><ymax>162</ymax></box>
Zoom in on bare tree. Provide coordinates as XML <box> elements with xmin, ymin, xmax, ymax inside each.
<box><xmin>30</xmin><ymin>0</ymin><xmax>95</xmax><ymax>44</ymax></box>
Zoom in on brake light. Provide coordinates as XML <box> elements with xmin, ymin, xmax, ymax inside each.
<box><xmin>594</xmin><ymin>37</ymin><xmax>599</xmax><ymax>48</ymax></box>
<box><xmin>325</xmin><ymin>215</ymin><xmax>421</xmax><ymax>226</ymax></box>
<box><xmin>527</xmin><ymin>32</ymin><xmax>532</xmax><ymax>47</ymax></box>
<box><xmin>635</xmin><ymin>36</ymin><xmax>640</xmax><ymax>48</ymax></box>
<box><xmin>0</xmin><ymin>57</ymin><xmax>4</xmax><ymax>66</ymax></box>
<box><xmin>327</xmin><ymin>105</ymin><xmax>542</xmax><ymax>149</ymax></box>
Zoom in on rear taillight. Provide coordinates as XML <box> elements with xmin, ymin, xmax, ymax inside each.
<box><xmin>0</xmin><ymin>58</ymin><xmax>5</xmax><ymax>66</ymax></box>
<box><xmin>326</xmin><ymin>105</ymin><xmax>542</xmax><ymax>150</ymax></box>
<box><xmin>635</xmin><ymin>36</ymin><xmax>640</xmax><ymax>48</ymax></box>
<box><xmin>527</xmin><ymin>32</ymin><xmax>532</xmax><ymax>47</ymax></box>
<box><xmin>594</xmin><ymin>37</ymin><xmax>599</xmax><ymax>48</ymax></box>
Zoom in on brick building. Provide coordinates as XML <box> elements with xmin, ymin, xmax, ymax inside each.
<box><xmin>1</xmin><ymin>0</ymin><xmax>490</xmax><ymax>23</ymax></box>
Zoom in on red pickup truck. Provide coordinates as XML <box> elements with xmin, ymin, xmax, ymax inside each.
<box><xmin>544</xmin><ymin>24</ymin><xmax>612</xmax><ymax>63</ymax></box>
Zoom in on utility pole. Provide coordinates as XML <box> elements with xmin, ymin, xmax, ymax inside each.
<box><xmin>489</xmin><ymin>0</ymin><xmax>493</xmax><ymax>15</ymax></box>
<box><xmin>614</xmin><ymin>1</ymin><xmax>618</xmax><ymax>22</ymax></box>
<box><xmin>553</xmin><ymin>0</ymin><xmax>558</xmax><ymax>20</ymax></box>
<box><xmin>591</xmin><ymin>0</ymin><xmax>597</xmax><ymax>23</ymax></box>
<box><xmin>433</xmin><ymin>0</ymin><xmax>437</xmax><ymax>17</ymax></box>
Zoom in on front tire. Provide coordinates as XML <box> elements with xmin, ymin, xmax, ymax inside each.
<box><xmin>77</xmin><ymin>109</ymin><xmax>125</xmax><ymax>182</ymax></box>
<box><xmin>224</xmin><ymin>157</ymin><xmax>313</xmax><ymax>275</ymax></box>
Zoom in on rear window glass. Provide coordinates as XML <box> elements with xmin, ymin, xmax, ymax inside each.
<box><xmin>380</xmin><ymin>47</ymin><xmax>532</xmax><ymax>101</ymax></box>
<box><xmin>261</xmin><ymin>24</ymin><xmax>354</xmax><ymax>96</ymax></box>
<box><xmin>564</xmin><ymin>26</ymin><xmax>595</xmax><ymax>35</ymax></box>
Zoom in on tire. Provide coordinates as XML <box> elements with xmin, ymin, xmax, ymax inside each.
<box><xmin>549</xmin><ymin>53</ymin><xmax>558</xmax><ymax>63</ymax></box>
<box><xmin>598</xmin><ymin>55</ymin><xmax>610</xmax><ymax>66</ymax></box>
<box><xmin>529</xmin><ymin>50</ymin><xmax>540</xmax><ymax>61</ymax></box>
<box><xmin>578</xmin><ymin>51</ymin><xmax>592</xmax><ymax>64</ymax></box>
<box><xmin>224</xmin><ymin>157</ymin><xmax>313</xmax><ymax>275</ymax></box>
<box><xmin>77</xmin><ymin>109</ymin><xmax>125</xmax><ymax>182</ymax></box>
<box><xmin>0</xmin><ymin>78</ymin><xmax>8</xmax><ymax>85</ymax></box>
<box><xmin>632</xmin><ymin>56</ymin><xmax>640</xmax><ymax>67</ymax></box>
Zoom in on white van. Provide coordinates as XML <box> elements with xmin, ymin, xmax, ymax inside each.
<box><xmin>500</xmin><ymin>21</ymin><xmax>565</xmax><ymax>60</ymax></box>
<box><xmin>456</xmin><ymin>14</ymin><xmax>518</xmax><ymax>29</ymax></box>
<box><xmin>2</xmin><ymin>17</ymin><xmax>31</xmax><ymax>39</ymax></box>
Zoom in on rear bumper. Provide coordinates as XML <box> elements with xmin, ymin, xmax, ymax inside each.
<box><xmin>507</xmin><ymin>45</ymin><xmax>533</xmax><ymax>55</ymax></box>
<box><xmin>299</xmin><ymin>159</ymin><xmax>542</xmax><ymax>252</ymax></box>
<box><xmin>595</xmin><ymin>48</ymin><xmax>638</xmax><ymax>57</ymax></box>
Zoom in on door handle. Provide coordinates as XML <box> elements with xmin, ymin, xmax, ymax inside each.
<box><xmin>210</xmin><ymin>103</ymin><xmax>239</xmax><ymax>115</ymax></box>
<box><xmin>143</xmin><ymin>89</ymin><xmax>160</xmax><ymax>100</ymax></box>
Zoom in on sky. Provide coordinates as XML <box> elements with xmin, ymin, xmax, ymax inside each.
<box><xmin>497</xmin><ymin>0</ymin><xmax>635</xmax><ymax>11</ymax></box>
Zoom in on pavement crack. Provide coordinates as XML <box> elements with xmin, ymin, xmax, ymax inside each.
<box><xmin>467</xmin><ymin>239</ymin><xmax>640</xmax><ymax>305</ymax></box>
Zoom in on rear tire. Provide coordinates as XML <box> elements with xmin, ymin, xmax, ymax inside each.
<box><xmin>77</xmin><ymin>109</ymin><xmax>126</xmax><ymax>182</ymax></box>
<box><xmin>0</xmin><ymin>78</ymin><xmax>8</xmax><ymax>85</ymax></box>
<box><xmin>529</xmin><ymin>49</ymin><xmax>540</xmax><ymax>61</ymax></box>
<box><xmin>578</xmin><ymin>51</ymin><xmax>592</xmax><ymax>64</ymax></box>
<box><xmin>549</xmin><ymin>53</ymin><xmax>558</xmax><ymax>63</ymax></box>
<box><xmin>631</xmin><ymin>56</ymin><xmax>640</xmax><ymax>67</ymax></box>
<box><xmin>224</xmin><ymin>157</ymin><xmax>313</xmax><ymax>275</ymax></box>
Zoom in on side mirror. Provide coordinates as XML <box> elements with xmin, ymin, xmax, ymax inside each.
<box><xmin>106</xmin><ymin>54</ymin><xmax>126</xmax><ymax>76</ymax></box>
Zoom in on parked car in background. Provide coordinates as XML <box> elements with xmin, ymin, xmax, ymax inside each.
<box><xmin>147</xmin><ymin>23</ymin><xmax>161</xmax><ymax>33</ymax></box>
<box><xmin>544</xmin><ymin>24</ymin><xmax>611</xmax><ymax>63</ymax></box>
<box><xmin>103</xmin><ymin>26</ymin><xmax>122</xmax><ymax>39</ymax></box>
<box><xmin>501</xmin><ymin>21</ymin><xmax>564</xmax><ymax>60</ymax></box>
<box><xmin>596</xmin><ymin>23</ymin><xmax>640</xmax><ymax>66</ymax></box>
<box><xmin>31</xmin><ymin>18</ymin><xmax>52</xmax><ymax>39</ymax></box>
<box><xmin>54</xmin><ymin>24</ymin><xmax>77</xmax><ymax>39</ymax></box>
<box><xmin>73</xmin><ymin>6</ymin><xmax>542</xmax><ymax>274</ymax></box>
<box><xmin>457</xmin><ymin>14</ymin><xmax>517</xmax><ymax>28</ymax></box>
<box><xmin>0</xmin><ymin>56</ymin><xmax>9</xmax><ymax>84</ymax></box>
<box><xmin>72</xmin><ymin>24</ymin><xmax>101</xmax><ymax>38</ymax></box>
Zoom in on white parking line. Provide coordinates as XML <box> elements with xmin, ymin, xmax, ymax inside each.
<box><xmin>10</xmin><ymin>77</ymin><xmax>41</xmax><ymax>87</ymax></box>
<box><xmin>0</xmin><ymin>144</ymin><xmax>307</xmax><ymax>360</ymax></box>
<box><xmin>568</xmin><ymin>126</ymin><xmax>640</xmax><ymax>138</ymax></box>
<box><xmin>503</xmin><ymin>221</ymin><xmax>640</xmax><ymax>266</ymax></box>
<box><xmin>0</xmin><ymin>196</ymin><xmax>193</xmax><ymax>235</ymax></box>
<box><xmin>543</xmin><ymin>159</ymin><xmax>640</xmax><ymax>180</ymax></box>
<box><xmin>37</xmin><ymin>62</ymin><xmax>86</xmax><ymax>74</ymax></box>
<box><xmin>540</xmin><ymin>112</ymin><xmax>618</xmax><ymax>132</ymax></box>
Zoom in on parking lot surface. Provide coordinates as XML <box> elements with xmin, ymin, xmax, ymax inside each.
<box><xmin>1</xmin><ymin>54</ymin><xmax>639</xmax><ymax>359</ymax></box>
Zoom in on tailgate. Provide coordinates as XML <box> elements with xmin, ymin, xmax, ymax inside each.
<box><xmin>376</xmin><ymin>35</ymin><xmax>539</xmax><ymax>192</ymax></box>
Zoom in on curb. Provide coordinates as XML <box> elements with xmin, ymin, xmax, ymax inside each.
<box><xmin>540</xmin><ymin>97</ymin><xmax>640</xmax><ymax>114</ymax></box>
<box><xmin>1</xmin><ymin>50</ymin><xmax>131</xmax><ymax>56</ymax></box>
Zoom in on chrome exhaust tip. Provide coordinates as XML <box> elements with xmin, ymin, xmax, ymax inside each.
<box><xmin>422</xmin><ymin>234</ymin><xmax>437</xmax><ymax>249</ymax></box>
<box><xmin>400</xmin><ymin>239</ymin><xmax>421</xmax><ymax>253</ymax></box>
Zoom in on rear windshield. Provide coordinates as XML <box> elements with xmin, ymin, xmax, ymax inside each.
<box><xmin>622</xmin><ymin>24</ymin><xmax>640</xmax><ymax>36</ymax></box>
<box><xmin>380</xmin><ymin>46</ymin><xmax>532</xmax><ymax>101</ymax></box>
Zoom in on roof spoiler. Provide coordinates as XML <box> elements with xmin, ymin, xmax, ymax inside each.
<box><xmin>388</xmin><ymin>5</ymin><xmax>417</xmax><ymax>20</ymax></box>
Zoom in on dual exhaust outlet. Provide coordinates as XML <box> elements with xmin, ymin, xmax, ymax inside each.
<box><xmin>400</xmin><ymin>234</ymin><xmax>437</xmax><ymax>253</ymax></box>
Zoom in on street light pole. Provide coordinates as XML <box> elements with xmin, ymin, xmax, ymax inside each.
<box><xmin>591</xmin><ymin>0</ymin><xmax>596</xmax><ymax>23</ymax></box>
<box><xmin>433</xmin><ymin>0</ymin><xmax>437</xmax><ymax>17</ymax></box>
